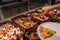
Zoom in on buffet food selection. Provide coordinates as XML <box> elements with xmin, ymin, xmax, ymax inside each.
<box><xmin>12</xmin><ymin>15</ymin><xmax>38</xmax><ymax>30</ymax></box>
<box><xmin>0</xmin><ymin>8</ymin><xmax>60</xmax><ymax>40</ymax></box>
<box><xmin>0</xmin><ymin>21</ymin><xmax>23</xmax><ymax>40</ymax></box>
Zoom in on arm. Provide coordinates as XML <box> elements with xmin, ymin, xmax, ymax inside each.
<box><xmin>39</xmin><ymin>4</ymin><xmax>60</xmax><ymax>14</ymax></box>
<box><xmin>51</xmin><ymin>4</ymin><xmax>60</xmax><ymax>9</ymax></box>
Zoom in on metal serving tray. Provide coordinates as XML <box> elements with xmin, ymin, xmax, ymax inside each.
<box><xmin>11</xmin><ymin>15</ymin><xmax>38</xmax><ymax>31</ymax></box>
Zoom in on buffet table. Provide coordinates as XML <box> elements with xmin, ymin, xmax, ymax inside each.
<box><xmin>0</xmin><ymin>7</ymin><xmax>60</xmax><ymax>40</ymax></box>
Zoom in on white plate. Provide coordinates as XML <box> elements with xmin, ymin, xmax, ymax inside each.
<box><xmin>37</xmin><ymin>22</ymin><xmax>60</xmax><ymax>40</ymax></box>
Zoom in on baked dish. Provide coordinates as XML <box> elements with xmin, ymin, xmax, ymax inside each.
<box><xmin>27</xmin><ymin>12</ymin><xmax>49</xmax><ymax>21</ymax></box>
<box><xmin>28</xmin><ymin>31</ymin><xmax>39</xmax><ymax>40</ymax></box>
<box><xmin>25</xmin><ymin>29</ymin><xmax>39</xmax><ymax>40</ymax></box>
<box><xmin>0</xmin><ymin>22</ymin><xmax>23</xmax><ymax>40</ymax></box>
<box><xmin>40</xmin><ymin>26</ymin><xmax>56</xmax><ymax>39</ymax></box>
<box><xmin>13</xmin><ymin>16</ymin><xmax>37</xmax><ymax>30</ymax></box>
<box><xmin>50</xmin><ymin>14</ymin><xmax>60</xmax><ymax>21</ymax></box>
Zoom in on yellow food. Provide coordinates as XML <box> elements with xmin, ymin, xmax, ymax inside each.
<box><xmin>32</xmin><ymin>13</ymin><xmax>49</xmax><ymax>21</ymax></box>
<box><xmin>14</xmin><ymin>17</ymin><xmax>36</xmax><ymax>29</ymax></box>
<box><xmin>28</xmin><ymin>31</ymin><xmax>39</xmax><ymax>39</ymax></box>
<box><xmin>40</xmin><ymin>26</ymin><xmax>56</xmax><ymax>39</ymax></box>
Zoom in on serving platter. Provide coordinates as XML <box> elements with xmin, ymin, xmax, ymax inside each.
<box><xmin>0</xmin><ymin>21</ymin><xmax>24</xmax><ymax>40</ymax></box>
<box><xmin>25</xmin><ymin>28</ymin><xmax>40</xmax><ymax>40</ymax></box>
<box><xmin>37</xmin><ymin>22</ymin><xmax>60</xmax><ymax>40</ymax></box>
<box><xmin>11</xmin><ymin>15</ymin><xmax>38</xmax><ymax>31</ymax></box>
<box><xmin>26</xmin><ymin>11</ymin><xmax>49</xmax><ymax>22</ymax></box>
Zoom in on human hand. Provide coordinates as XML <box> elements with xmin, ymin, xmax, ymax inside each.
<box><xmin>37</xmin><ymin>6</ymin><xmax>53</xmax><ymax>14</ymax></box>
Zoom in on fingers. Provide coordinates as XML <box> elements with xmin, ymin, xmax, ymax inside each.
<box><xmin>40</xmin><ymin>9</ymin><xmax>44</xmax><ymax>13</ymax></box>
<box><xmin>37</xmin><ymin>7</ymin><xmax>50</xmax><ymax>15</ymax></box>
<box><xmin>37</xmin><ymin>8</ymin><xmax>44</xmax><ymax>13</ymax></box>
<box><xmin>39</xmin><ymin>6</ymin><xmax>52</xmax><ymax>14</ymax></box>
<box><xmin>40</xmin><ymin>9</ymin><xmax>48</xmax><ymax>15</ymax></box>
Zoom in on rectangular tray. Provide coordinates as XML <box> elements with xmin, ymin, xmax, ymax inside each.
<box><xmin>11</xmin><ymin>15</ymin><xmax>38</xmax><ymax>31</ymax></box>
<box><xmin>0</xmin><ymin>21</ymin><xmax>24</xmax><ymax>40</ymax></box>
<box><xmin>0</xmin><ymin>21</ymin><xmax>25</xmax><ymax>32</ymax></box>
<box><xmin>26</xmin><ymin>11</ymin><xmax>49</xmax><ymax>22</ymax></box>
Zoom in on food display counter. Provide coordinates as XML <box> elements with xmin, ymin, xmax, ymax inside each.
<box><xmin>0</xmin><ymin>0</ymin><xmax>60</xmax><ymax>40</ymax></box>
<box><xmin>0</xmin><ymin>7</ymin><xmax>60</xmax><ymax>40</ymax></box>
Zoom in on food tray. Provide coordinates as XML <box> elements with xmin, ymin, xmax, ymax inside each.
<box><xmin>11</xmin><ymin>15</ymin><xmax>38</xmax><ymax>31</ymax></box>
<box><xmin>0</xmin><ymin>21</ymin><xmax>24</xmax><ymax>40</ymax></box>
<box><xmin>25</xmin><ymin>28</ymin><xmax>40</xmax><ymax>40</ymax></box>
<box><xmin>26</xmin><ymin>11</ymin><xmax>51</xmax><ymax>22</ymax></box>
